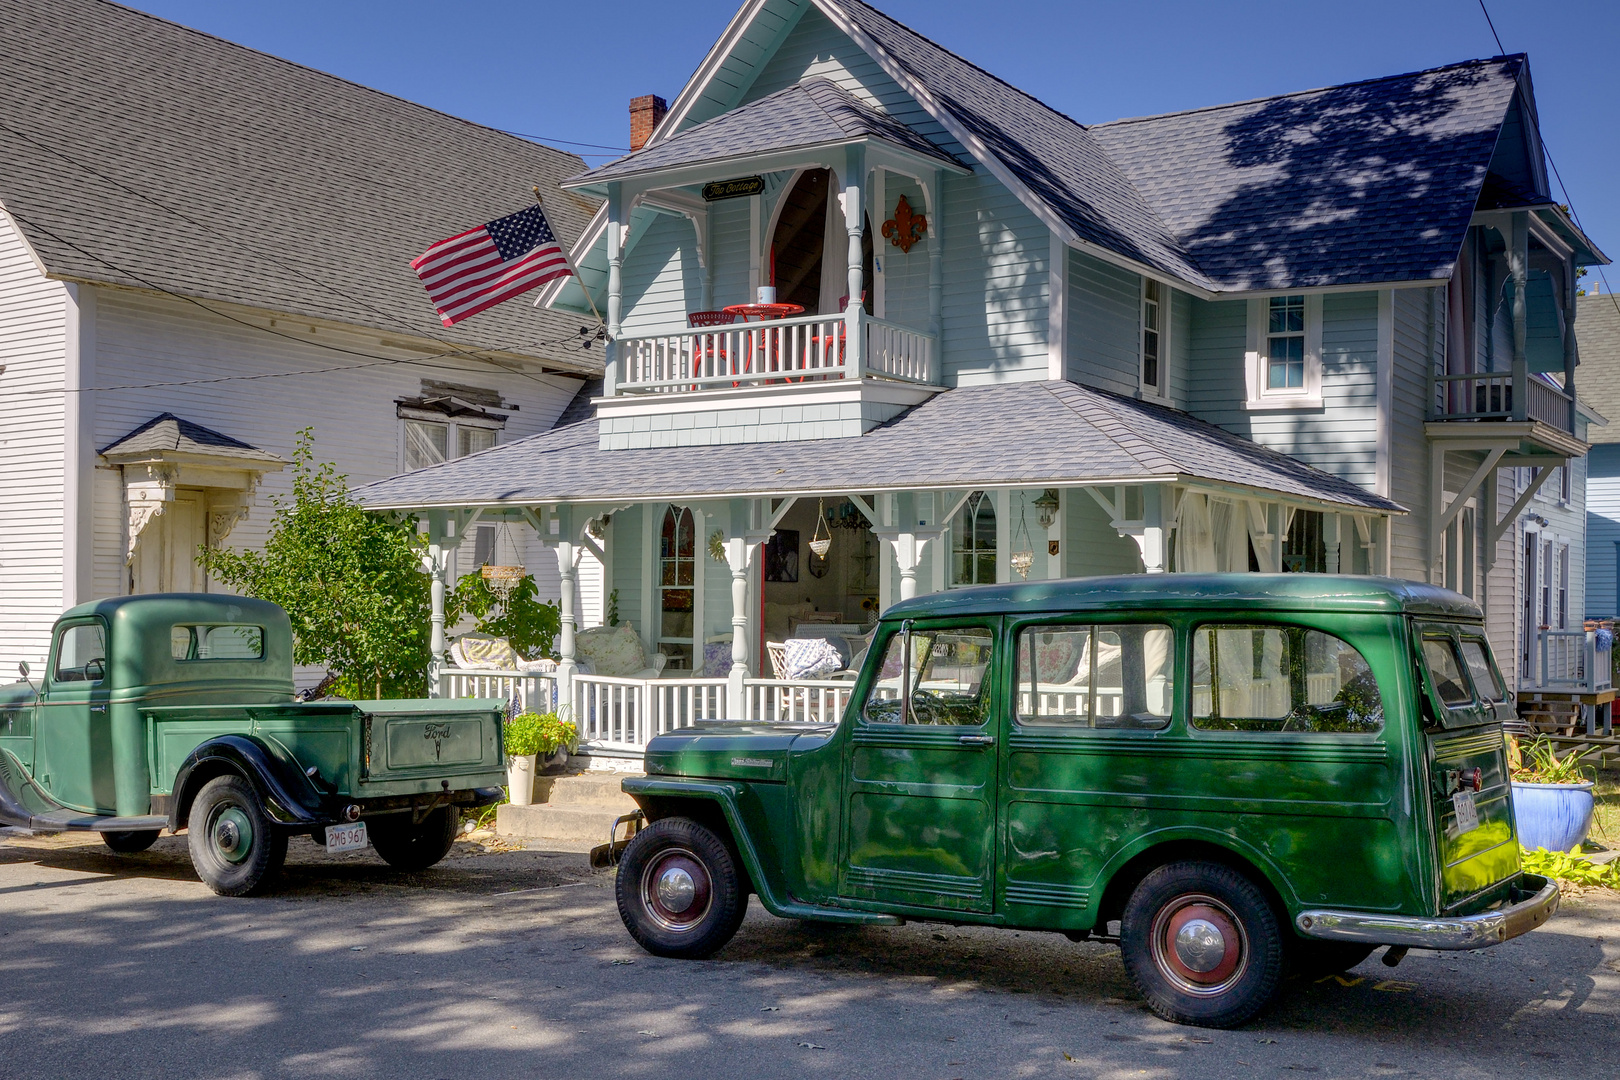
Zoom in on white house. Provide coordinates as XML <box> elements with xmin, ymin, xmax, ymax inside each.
<box><xmin>0</xmin><ymin>0</ymin><xmax>603</xmax><ymax>674</ymax></box>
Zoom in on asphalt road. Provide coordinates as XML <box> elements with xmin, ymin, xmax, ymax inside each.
<box><xmin>1</xmin><ymin>829</ymin><xmax>1616</xmax><ymax>1080</ymax></box>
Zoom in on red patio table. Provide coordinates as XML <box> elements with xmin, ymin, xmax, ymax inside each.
<box><xmin>720</xmin><ymin>303</ymin><xmax>806</xmax><ymax>379</ymax></box>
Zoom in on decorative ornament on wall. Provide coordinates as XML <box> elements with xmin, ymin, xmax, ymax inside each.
<box><xmin>708</xmin><ymin>528</ymin><xmax>727</xmax><ymax>563</ymax></box>
<box><xmin>880</xmin><ymin>194</ymin><xmax>927</xmax><ymax>254</ymax></box>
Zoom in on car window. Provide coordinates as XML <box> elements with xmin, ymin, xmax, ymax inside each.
<box><xmin>1016</xmin><ymin>623</ymin><xmax>1173</xmax><ymax>730</ymax></box>
<box><xmin>862</xmin><ymin>626</ymin><xmax>995</xmax><ymax>726</ymax></box>
<box><xmin>1459</xmin><ymin>639</ymin><xmax>1506</xmax><ymax>703</ymax></box>
<box><xmin>52</xmin><ymin>623</ymin><xmax>107</xmax><ymax>685</ymax></box>
<box><xmin>171</xmin><ymin>624</ymin><xmax>264</xmax><ymax>661</ymax></box>
<box><xmin>1421</xmin><ymin>637</ymin><xmax>1474</xmax><ymax>707</ymax></box>
<box><xmin>1192</xmin><ymin>625</ymin><xmax>1383</xmax><ymax>733</ymax></box>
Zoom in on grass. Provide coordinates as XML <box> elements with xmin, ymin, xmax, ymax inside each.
<box><xmin>1588</xmin><ymin>765</ymin><xmax>1620</xmax><ymax>851</ymax></box>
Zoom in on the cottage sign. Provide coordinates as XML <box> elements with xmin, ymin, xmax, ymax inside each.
<box><xmin>701</xmin><ymin>175</ymin><xmax>765</xmax><ymax>201</ymax></box>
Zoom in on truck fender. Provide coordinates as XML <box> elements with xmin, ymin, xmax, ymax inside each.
<box><xmin>620</xmin><ymin>777</ymin><xmax>787</xmax><ymax>912</ymax></box>
<box><xmin>1089</xmin><ymin>825</ymin><xmax>1299</xmax><ymax>925</ymax></box>
<box><xmin>168</xmin><ymin>734</ymin><xmax>329</xmax><ymax>832</ymax></box>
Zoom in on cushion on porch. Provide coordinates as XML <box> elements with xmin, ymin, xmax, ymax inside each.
<box><xmin>575</xmin><ymin>624</ymin><xmax>654</xmax><ymax>678</ymax></box>
<box><xmin>784</xmin><ymin>637</ymin><xmax>844</xmax><ymax>680</ymax></box>
<box><xmin>701</xmin><ymin>637</ymin><xmax>733</xmax><ymax>677</ymax></box>
<box><xmin>451</xmin><ymin>634</ymin><xmax>519</xmax><ymax>671</ymax></box>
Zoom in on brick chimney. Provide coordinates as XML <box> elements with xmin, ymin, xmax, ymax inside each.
<box><xmin>629</xmin><ymin>94</ymin><xmax>668</xmax><ymax>153</ymax></box>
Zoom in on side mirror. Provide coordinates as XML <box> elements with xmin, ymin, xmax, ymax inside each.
<box><xmin>17</xmin><ymin>661</ymin><xmax>28</xmax><ymax>679</ymax></box>
<box><xmin>83</xmin><ymin>657</ymin><xmax>105</xmax><ymax>683</ymax></box>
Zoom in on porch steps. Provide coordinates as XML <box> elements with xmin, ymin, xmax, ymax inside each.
<box><xmin>495</xmin><ymin>769</ymin><xmax>641</xmax><ymax>845</ymax></box>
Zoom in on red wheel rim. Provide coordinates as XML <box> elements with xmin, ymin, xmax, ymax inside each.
<box><xmin>639</xmin><ymin>847</ymin><xmax>713</xmax><ymax>934</ymax></box>
<box><xmin>1149</xmin><ymin>893</ymin><xmax>1247</xmax><ymax>996</ymax></box>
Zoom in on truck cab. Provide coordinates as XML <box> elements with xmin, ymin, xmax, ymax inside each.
<box><xmin>0</xmin><ymin>594</ymin><xmax>506</xmax><ymax>895</ymax></box>
<box><xmin>602</xmin><ymin>574</ymin><xmax>1559</xmax><ymax>1028</ymax></box>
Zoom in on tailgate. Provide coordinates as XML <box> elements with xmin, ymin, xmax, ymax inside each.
<box><xmin>360</xmin><ymin>700</ymin><xmax>504</xmax><ymax>781</ymax></box>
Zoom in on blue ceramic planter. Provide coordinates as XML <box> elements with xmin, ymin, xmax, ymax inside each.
<box><xmin>1512</xmin><ymin>781</ymin><xmax>1596</xmax><ymax>853</ymax></box>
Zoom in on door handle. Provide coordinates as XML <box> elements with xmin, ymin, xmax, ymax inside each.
<box><xmin>957</xmin><ymin>734</ymin><xmax>996</xmax><ymax>747</ymax></box>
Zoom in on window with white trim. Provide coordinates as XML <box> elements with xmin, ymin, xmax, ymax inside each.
<box><xmin>1247</xmin><ymin>294</ymin><xmax>1322</xmax><ymax>407</ymax></box>
<box><xmin>400</xmin><ymin>415</ymin><xmax>501</xmax><ymax>472</ymax></box>
<box><xmin>1141</xmin><ymin>279</ymin><xmax>1165</xmax><ymax>396</ymax></box>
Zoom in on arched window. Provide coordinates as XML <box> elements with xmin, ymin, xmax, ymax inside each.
<box><xmin>658</xmin><ymin>506</ymin><xmax>696</xmax><ymax>669</ymax></box>
<box><xmin>952</xmin><ymin>491</ymin><xmax>997</xmax><ymax>586</ymax></box>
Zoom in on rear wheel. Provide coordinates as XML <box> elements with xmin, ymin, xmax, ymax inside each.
<box><xmin>615</xmin><ymin>817</ymin><xmax>746</xmax><ymax>959</ymax></box>
<box><xmin>1121</xmin><ymin>861</ymin><xmax>1285</xmax><ymax>1028</ymax></box>
<box><xmin>187</xmin><ymin>774</ymin><xmax>287</xmax><ymax>896</ymax></box>
<box><xmin>369</xmin><ymin>806</ymin><xmax>459</xmax><ymax>871</ymax></box>
<box><xmin>102</xmin><ymin>830</ymin><xmax>161</xmax><ymax>855</ymax></box>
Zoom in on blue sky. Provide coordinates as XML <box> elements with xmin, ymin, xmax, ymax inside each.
<box><xmin>127</xmin><ymin>0</ymin><xmax>1618</xmax><ymax>275</ymax></box>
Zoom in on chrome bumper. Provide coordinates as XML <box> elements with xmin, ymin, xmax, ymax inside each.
<box><xmin>1295</xmin><ymin>874</ymin><xmax>1559</xmax><ymax>951</ymax></box>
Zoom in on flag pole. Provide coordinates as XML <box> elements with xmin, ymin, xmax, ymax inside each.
<box><xmin>533</xmin><ymin>186</ymin><xmax>604</xmax><ymax>329</ymax></box>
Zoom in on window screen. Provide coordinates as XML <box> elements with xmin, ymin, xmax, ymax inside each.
<box><xmin>171</xmin><ymin>624</ymin><xmax>264</xmax><ymax>661</ymax></box>
<box><xmin>1016</xmin><ymin>624</ymin><xmax>1173</xmax><ymax>730</ymax></box>
<box><xmin>1192</xmin><ymin>625</ymin><xmax>1382</xmax><ymax>733</ymax></box>
<box><xmin>862</xmin><ymin>626</ymin><xmax>995</xmax><ymax>726</ymax></box>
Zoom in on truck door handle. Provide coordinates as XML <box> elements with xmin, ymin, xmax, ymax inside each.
<box><xmin>958</xmin><ymin>734</ymin><xmax>996</xmax><ymax>747</ymax></box>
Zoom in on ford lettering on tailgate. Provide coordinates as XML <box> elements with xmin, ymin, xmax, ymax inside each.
<box><xmin>384</xmin><ymin>715</ymin><xmax>485</xmax><ymax>770</ymax></box>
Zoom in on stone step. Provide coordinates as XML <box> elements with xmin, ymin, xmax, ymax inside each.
<box><xmin>497</xmin><ymin>803</ymin><xmax>636</xmax><ymax>844</ymax></box>
<box><xmin>535</xmin><ymin>772</ymin><xmax>639</xmax><ymax>809</ymax></box>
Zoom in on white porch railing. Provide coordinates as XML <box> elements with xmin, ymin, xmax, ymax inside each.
<box><xmin>1533</xmin><ymin>629</ymin><xmax>1613</xmax><ymax>692</ymax></box>
<box><xmin>617</xmin><ymin>310</ymin><xmax>935</xmax><ymax>393</ymax></box>
<box><xmin>443</xmin><ymin>669</ymin><xmax>853</xmax><ymax>754</ymax></box>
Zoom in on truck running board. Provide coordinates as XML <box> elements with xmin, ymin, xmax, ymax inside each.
<box><xmin>27</xmin><ymin>809</ymin><xmax>170</xmax><ymax>833</ymax></box>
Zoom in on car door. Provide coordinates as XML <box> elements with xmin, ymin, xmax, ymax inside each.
<box><xmin>35</xmin><ymin>618</ymin><xmax>115</xmax><ymax>813</ymax></box>
<box><xmin>839</xmin><ymin>618</ymin><xmax>1001</xmax><ymax>913</ymax></box>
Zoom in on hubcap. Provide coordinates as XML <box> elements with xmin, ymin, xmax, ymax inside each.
<box><xmin>212</xmin><ymin>806</ymin><xmax>254</xmax><ymax>864</ymax></box>
<box><xmin>1150</xmin><ymin>894</ymin><xmax>1247</xmax><ymax>996</ymax></box>
<box><xmin>640</xmin><ymin>848</ymin><xmax>712</xmax><ymax>934</ymax></box>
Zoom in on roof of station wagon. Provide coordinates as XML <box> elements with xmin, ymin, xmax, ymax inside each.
<box><xmin>882</xmin><ymin>574</ymin><xmax>1482</xmax><ymax>621</ymax></box>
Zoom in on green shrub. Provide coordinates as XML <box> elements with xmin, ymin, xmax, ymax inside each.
<box><xmin>1521</xmin><ymin>847</ymin><xmax>1620</xmax><ymax>888</ymax></box>
<box><xmin>504</xmin><ymin>712</ymin><xmax>578</xmax><ymax>758</ymax></box>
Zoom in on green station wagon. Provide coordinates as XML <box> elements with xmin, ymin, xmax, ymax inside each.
<box><xmin>602</xmin><ymin>574</ymin><xmax>1558</xmax><ymax>1027</ymax></box>
<box><xmin>0</xmin><ymin>594</ymin><xmax>505</xmax><ymax>895</ymax></box>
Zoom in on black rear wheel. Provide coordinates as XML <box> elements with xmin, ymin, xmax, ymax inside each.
<box><xmin>615</xmin><ymin>817</ymin><xmax>746</xmax><ymax>959</ymax></box>
<box><xmin>187</xmin><ymin>774</ymin><xmax>287</xmax><ymax>896</ymax></box>
<box><xmin>369</xmin><ymin>806</ymin><xmax>459</xmax><ymax>871</ymax></box>
<box><xmin>102</xmin><ymin>830</ymin><xmax>161</xmax><ymax>855</ymax></box>
<box><xmin>1121</xmin><ymin>860</ymin><xmax>1285</xmax><ymax>1028</ymax></box>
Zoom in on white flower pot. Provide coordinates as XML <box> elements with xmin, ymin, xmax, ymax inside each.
<box><xmin>507</xmin><ymin>754</ymin><xmax>538</xmax><ymax>806</ymax></box>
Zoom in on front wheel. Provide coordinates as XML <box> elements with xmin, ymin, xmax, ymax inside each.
<box><xmin>369</xmin><ymin>806</ymin><xmax>459</xmax><ymax>871</ymax></box>
<box><xmin>615</xmin><ymin>817</ymin><xmax>746</xmax><ymax>959</ymax></box>
<box><xmin>102</xmin><ymin>830</ymin><xmax>161</xmax><ymax>855</ymax></box>
<box><xmin>187</xmin><ymin>774</ymin><xmax>287</xmax><ymax>896</ymax></box>
<box><xmin>1120</xmin><ymin>861</ymin><xmax>1285</xmax><ymax>1028</ymax></box>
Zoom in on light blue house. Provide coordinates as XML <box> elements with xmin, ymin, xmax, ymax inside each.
<box><xmin>359</xmin><ymin>0</ymin><xmax>1609</xmax><ymax>751</ymax></box>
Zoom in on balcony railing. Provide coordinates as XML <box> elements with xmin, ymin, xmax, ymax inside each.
<box><xmin>442</xmin><ymin>669</ymin><xmax>853</xmax><ymax>754</ymax></box>
<box><xmin>1525</xmin><ymin>628</ymin><xmax>1613</xmax><ymax>692</ymax></box>
<box><xmin>616</xmin><ymin>309</ymin><xmax>935</xmax><ymax>394</ymax></box>
<box><xmin>1431</xmin><ymin>368</ymin><xmax>1575</xmax><ymax>434</ymax></box>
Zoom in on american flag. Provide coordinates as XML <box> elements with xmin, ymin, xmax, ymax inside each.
<box><xmin>411</xmin><ymin>204</ymin><xmax>572</xmax><ymax>327</ymax></box>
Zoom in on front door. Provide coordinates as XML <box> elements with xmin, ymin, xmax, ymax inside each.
<box><xmin>34</xmin><ymin>619</ymin><xmax>115</xmax><ymax>812</ymax></box>
<box><xmin>132</xmin><ymin>488</ymin><xmax>207</xmax><ymax>594</ymax></box>
<box><xmin>840</xmin><ymin>619</ymin><xmax>1001</xmax><ymax>913</ymax></box>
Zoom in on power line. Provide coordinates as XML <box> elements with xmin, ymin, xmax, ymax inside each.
<box><xmin>1476</xmin><ymin>0</ymin><xmax>1506</xmax><ymax>54</ymax></box>
<box><xmin>495</xmin><ymin>128</ymin><xmax>628</xmax><ymax>153</ymax></box>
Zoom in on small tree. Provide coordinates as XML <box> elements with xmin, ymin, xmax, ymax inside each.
<box><xmin>200</xmin><ymin>429</ymin><xmax>430</xmax><ymax>698</ymax></box>
<box><xmin>446</xmin><ymin>571</ymin><xmax>560</xmax><ymax>660</ymax></box>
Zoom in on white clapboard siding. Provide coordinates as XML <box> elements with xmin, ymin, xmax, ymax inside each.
<box><xmin>0</xmin><ymin>211</ymin><xmax>69</xmax><ymax>671</ymax></box>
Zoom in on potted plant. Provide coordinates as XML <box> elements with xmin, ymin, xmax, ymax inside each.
<box><xmin>1510</xmin><ymin>736</ymin><xmax>1598</xmax><ymax>853</ymax></box>
<box><xmin>533</xmin><ymin>711</ymin><xmax>579</xmax><ymax>774</ymax></box>
<box><xmin>503</xmin><ymin>712</ymin><xmax>548</xmax><ymax>806</ymax></box>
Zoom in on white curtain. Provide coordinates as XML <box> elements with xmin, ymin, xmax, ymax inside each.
<box><xmin>1175</xmin><ymin>493</ymin><xmax>1216</xmax><ymax>572</ymax></box>
<box><xmin>1247</xmin><ymin>501</ymin><xmax>1278</xmax><ymax>573</ymax></box>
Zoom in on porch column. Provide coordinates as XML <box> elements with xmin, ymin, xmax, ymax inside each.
<box><xmin>423</xmin><ymin>512</ymin><xmax>460</xmax><ymax>698</ymax></box>
<box><xmin>724</xmin><ymin>500</ymin><xmax>774</xmax><ymax>717</ymax></box>
<box><xmin>1324</xmin><ymin>513</ymin><xmax>1342</xmax><ymax>574</ymax></box>
<box><xmin>554</xmin><ymin>540</ymin><xmax>579</xmax><ymax>706</ymax></box>
<box><xmin>604</xmin><ymin>181</ymin><xmax>625</xmax><ymax>396</ymax></box>
<box><xmin>1508</xmin><ymin>211</ymin><xmax>1528</xmax><ymax>422</ymax></box>
<box><xmin>928</xmin><ymin>169</ymin><xmax>945</xmax><ymax>339</ymax></box>
<box><xmin>842</xmin><ymin>144</ymin><xmax>867</xmax><ymax>377</ymax></box>
<box><xmin>874</xmin><ymin>494</ymin><xmax>942</xmax><ymax>602</ymax></box>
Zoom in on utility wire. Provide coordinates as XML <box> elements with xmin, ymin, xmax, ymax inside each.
<box><xmin>1476</xmin><ymin>0</ymin><xmax>1506</xmax><ymax>54</ymax></box>
<box><xmin>0</xmin><ymin>118</ymin><xmax>597</xmax><ymax>387</ymax></box>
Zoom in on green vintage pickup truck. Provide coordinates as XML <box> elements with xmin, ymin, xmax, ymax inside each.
<box><xmin>0</xmin><ymin>594</ymin><xmax>505</xmax><ymax>895</ymax></box>
<box><xmin>603</xmin><ymin>574</ymin><xmax>1559</xmax><ymax>1028</ymax></box>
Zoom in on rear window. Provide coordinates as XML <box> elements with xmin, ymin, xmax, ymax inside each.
<box><xmin>1192</xmin><ymin>625</ymin><xmax>1383</xmax><ymax>733</ymax></box>
<box><xmin>171</xmin><ymin>624</ymin><xmax>264</xmax><ymax>661</ymax></box>
<box><xmin>1459</xmin><ymin>639</ymin><xmax>1506</xmax><ymax>703</ymax></box>
<box><xmin>1421</xmin><ymin>637</ymin><xmax>1473</xmax><ymax>707</ymax></box>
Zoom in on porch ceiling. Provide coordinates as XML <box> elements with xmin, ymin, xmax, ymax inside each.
<box><xmin>355</xmin><ymin>379</ymin><xmax>1404</xmax><ymax>517</ymax></box>
<box><xmin>563</xmin><ymin>77</ymin><xmax>966</xmax><ymax>194</ymax></box>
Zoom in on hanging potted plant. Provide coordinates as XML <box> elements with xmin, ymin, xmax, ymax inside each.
<box><xmin>1510</xmin><ymin>736</ymin><xmax>1598</xmax><ymax>853</ymax></box>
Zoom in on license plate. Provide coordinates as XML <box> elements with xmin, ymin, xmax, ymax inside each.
<box><xmin>325</xmin><ymin>821</ymin><xmax>369</xmax><ymax>853</ymax></box>
<box><xmin>1452</xmin><ymin>789</ymin><xmax>1479</xmax><ymax>834</ymax></box>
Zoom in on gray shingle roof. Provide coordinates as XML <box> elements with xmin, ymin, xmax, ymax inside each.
<box><xmin>99</xmin><ymin>413</ymin><xmax>285</xmax><ymax>464</ymax></box>
<box><xmin>1577</xmin><ymin>292</ymin><xmax>1620</xmax><ymax>444</ymax></box>
<box><xmin>354</xmin><ymin>380</ymin><xmax>1402</xmax><ymax>514</ymax></box>
<box><xmin>0</xmin><ymin>0</ymin><xmax>601</xmax><ymax>366</ymax></box>
<box><xmin>574</xmin><ymin>78</ymin><xmax>962</xmax><ymax>185</ymax></box>
<box><xmin>1089</xmin><ymin>57</ymin><xmax>1527</xmax><ymax>291</ymax></box>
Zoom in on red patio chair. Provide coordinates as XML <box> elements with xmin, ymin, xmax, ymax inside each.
<box><xmin>803</xmin><ymin>293</ymin><xmax>865</xmax><ymax>377</ymax></box>
<box><xmin>687</xmin><ymin>310</ymin><xmax>737</xmax><ymax>386</ymax></box>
